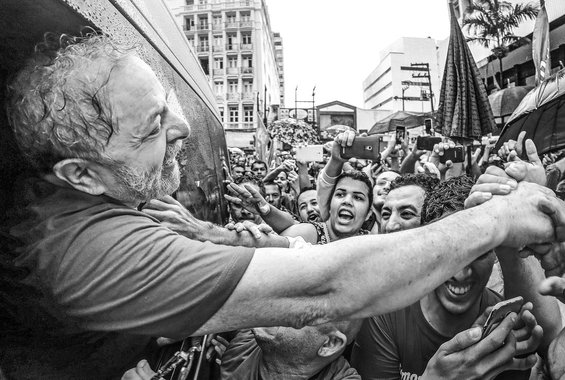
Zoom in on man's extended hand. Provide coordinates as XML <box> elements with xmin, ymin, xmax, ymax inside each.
<box><xmin>421</xmin><ymin>312</ymin><xmax>537</xmax><ymax>380</ymax></box>
<box><xmin>143</xmin><ymin>195</ymin><xmax>204</xmax><ymax>237</ymax></box>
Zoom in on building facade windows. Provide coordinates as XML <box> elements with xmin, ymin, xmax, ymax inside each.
<box><xmin>229</xmin><ymin>106</ymin><xmax>238</xmax><ymax>122</ymax></box>
<box><xmin>243</xmin><ymin>106</ymin><xmax>253</xmax><ymax>122</ymax></box>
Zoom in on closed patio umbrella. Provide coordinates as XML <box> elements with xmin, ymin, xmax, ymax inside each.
<box><xmin>436</xmin><ymin>4</ymin><xmax>495</xmax><ymax>141</ymax></box>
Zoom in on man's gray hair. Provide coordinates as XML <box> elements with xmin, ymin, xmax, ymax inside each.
<box><xmin>6</xmin><ymin>32</ymin><xmax>135</xmax><ymax>172</ymax></box>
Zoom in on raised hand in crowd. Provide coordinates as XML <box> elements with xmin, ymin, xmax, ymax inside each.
<box><xmin>225</xmin><ymin>182</ymin><xmax>267</xmax><ymax>216</ymax></box>
<box><xmin>429</xmin><ymin>140</ymin><xmax>462</xmax><ymax>180</ymax></box>
<box><xmin>225</xmin><ymin>182</ymin><xmax>297</xmax><ymax>234</ymax></box>
<box><xmin>421</xmin><ymin>304</ymin><xmax>540</xmax><ymax>380</ymax></box>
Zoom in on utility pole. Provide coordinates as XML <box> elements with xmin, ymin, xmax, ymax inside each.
<box><xmin>410</xmin><ymin>62</ymin><xmax>435</xmax><ymax>112</ymax></box>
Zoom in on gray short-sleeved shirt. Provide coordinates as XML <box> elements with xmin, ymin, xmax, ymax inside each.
<box><xmin>1</xmin><ymin>178</ymin><xmax>255</xmax><ymax>379</ymax></box>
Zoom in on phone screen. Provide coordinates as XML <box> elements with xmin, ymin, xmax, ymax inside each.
<box><xmin>395</xmin><ymin>127</ymin><xmax>406</xmax><ymax>142</ymax></box>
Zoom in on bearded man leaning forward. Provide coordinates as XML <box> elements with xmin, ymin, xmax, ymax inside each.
<box><xmin>1</xmin><ymin>33</ymin><xmax>564</xmax><ymax>379</ymax></box>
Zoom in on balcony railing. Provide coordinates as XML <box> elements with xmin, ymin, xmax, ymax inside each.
<box><xmin>240</xmin><ymin>43</ymin><xmax>252</xmax><ymax>51</ymax></box>
<box><xmin>213</xmin><ymin>45</ymin><xmax>224</xmax><ymax>52</ymax></box>
<box><xmin>227</xmin><ymin>93</ymin><xmax>241</xmax><ymax>101</ymax></box>
<box><xmin>212</xmin><ymin>69</ymin><xmax>225</xmax><ymax>76</ymax></box>
<box><xmin>242</xmin><ymin>92</ymin><xmax>254</xmax><ymax>100</ymax></box>
<box><xmin>225</xmin><ymin>22</ymin><xmax>239</xmax><ymax>29</ymax></box>
<box><xmin>212</xmin><ymin>23</ymin><xmax>222</xmax><ymax>31</ymax></box>
<box><xmin>225</xmin><ymin>122</ymin><xmax>255</xmax><ymax>130</ymax></box>
<box><xmin>198</xmin><ymin>23</ymin><xmax>210</xmax><ymax>31</ymax></box>
<box><xmin>227</xmin><ymin>67</ymin><xmax>239</xmax><ymax>75</ymax></box>
<box><xmin>241</xmin><ymin>67</ymin><xmax>254</xmax><ymax>74</ymax></box>
<box><xmin>197</xmin><ymin>3</ymin><xmax>209</xmax><ymax>10</ymax></box>
<box><xmin>225</xmin><ymin>44</ymin><xmax>237</xmax><ymax>52</ymax></box>
<box><xmin>215</xmin><ymin>94</ymin><xmax>224</xmax><ymax>101</ymax></box>
<box><xmin>239</xmin><ymin>20</ymin><xmax>253</xmax><ymax>28</ymax></box>
<box><xmin>196</xmin><ymin>45</ymin><xmax>210</xmax><ymax>53</ymax></box>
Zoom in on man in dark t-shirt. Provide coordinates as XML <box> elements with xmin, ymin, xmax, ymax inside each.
<box><xmin>352</xmin><ymin>175</ymin><xmax>559</xmax><ymax>379</ymax></box>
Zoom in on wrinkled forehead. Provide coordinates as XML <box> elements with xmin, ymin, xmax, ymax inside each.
<box><xmin>384</xmin><ymin>185</ymin><xmax>426</xmax><ymax>209</ymax></box>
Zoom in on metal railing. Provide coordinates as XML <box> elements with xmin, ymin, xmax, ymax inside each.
<box><xmin>240</xmin><ymin>43</ymin><xmax>252</xmax><ymax>50</ymax></box>
<box><xmin>241</xmin><ymin>67</ymin><xmax>254</xmax><ymax>74</ymax></box>
<box><xmin>212</xmin><ymin>69</ymin><xmax>225</xmax><ymax>75</ymax></box>
<box><xmin>227</xmin><ymin>67</ymin><xmax>239</xmax><ymax>75</ymax></box>
<box><xmin>227</xmin><ymin>93</ymin><xmax>241</xmax><ymax>101</ymax></box>
<box><xmin>212</xmin><ymin>45</ymin><xmax>224</xmax><ymax>52</ymax></box>
<box><xmin>196</xmin><ymin>45</ymin><xmax>210</xmax><ymax>53</ymax></box>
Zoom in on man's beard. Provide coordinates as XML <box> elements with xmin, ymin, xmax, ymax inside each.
<box><xmin>105</xmin><ymin>144</ymin><xmax>181</xmax><ymax>203</ymax></box>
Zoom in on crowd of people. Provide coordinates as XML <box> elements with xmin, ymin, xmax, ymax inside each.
<box><xmin>2</xmin><ymin>32</ymin><xmax>565</xmax><ymax>380</ymax></box>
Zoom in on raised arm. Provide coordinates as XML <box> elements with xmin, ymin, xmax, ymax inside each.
<box><xmin>496</xmin><ymin>247</ymin><xmax>562</xmax><ymax>353</ymax></box>
<box><xmin>316</xmin><ymin>131</ymin><xmax>355</xmax><ymax>220</ymax></box>
<box><xmin>193</xmin><ymin>181</ymin><xmax>557</xmax><ymax>336</ymax></box>
<box><xmin>224</xmin><ymin>182</ymin><xmax>298</xmax><ymax>234</ymax></box>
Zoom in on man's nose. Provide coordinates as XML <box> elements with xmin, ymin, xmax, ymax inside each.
<box><xmin>453</xmin><ymin>266</ymin><xmax>473</xmax><ymax>282</ymax></box>
<box><xmin>385</xmin><ymin>216</ymin><xmax>401</xmax><ymax>234</ymax></box>
<box><xmin>166</xmin><ymin>111</ymin><xmax>190</xmax><ymax>143</ymax></box>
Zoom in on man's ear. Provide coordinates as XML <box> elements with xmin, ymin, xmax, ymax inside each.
<box><xmin>317</xmin><ymin>330</ymin><xmax>347</xmax><ymax>358</ymax></box>
<box><xmin>53</xmin><ymin>159</ymin><xmax>108</xmax><ymax>195</ymax></box>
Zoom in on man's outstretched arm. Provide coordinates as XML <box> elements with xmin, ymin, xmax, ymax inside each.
<box><xmin>193</xmin><ymin>182</ymin><xmax>558</xmax><ymax>336</ymax></box>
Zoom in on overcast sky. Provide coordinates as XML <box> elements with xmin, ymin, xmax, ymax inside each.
<box><xmin>265</xmin><ymin>0</ymin><xmax>452</xmax><ymax>109</ymax></box>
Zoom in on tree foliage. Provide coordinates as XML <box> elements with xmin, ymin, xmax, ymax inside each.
<box><xmin>463</xmin><ymin>0</ymin><xmax>539</xmax><ymax>59</ymax></box>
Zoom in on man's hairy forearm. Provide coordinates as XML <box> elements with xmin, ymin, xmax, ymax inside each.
<box><xmin>182</xmin><ymin>219</ymin><xmax>289</xmax><ymax>248</ymax></box>
<box><xmin>194</xmin><ymin>202</ymin><xmax>510</xmax><ymax>335</ymax></box>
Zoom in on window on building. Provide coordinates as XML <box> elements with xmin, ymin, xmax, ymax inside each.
<box><xmin>243</xmin><ymin>106</ymin><xmax>253</xmax><ymax>122</ymax></box>
<box><xmin>243</xmin><ymin>80</ymin><xmax>253</xmax><ymax>94</ymax></box>
<box><xmin>198</xmin><ymin>16</ymin><xmax>208</xmax><ymax>29</ymax></box>
<box><xmin>228</xmin><ymin>56</ymin><xmax>237</xmax><ymax>68</ymax></box>
<box><xmin>243</xmin><ymin>55</ymin><xmax>252</xmax><ymax>68</ymax></box>
<box><xmin>226</xmin><ymin>34</ymin><xmax>237</xmax><ymax>49</ymax></box>
<box><xmin>241</xmin><ymin>33</ymin><xmax>252</xmax><ymax>45</ymax></box>
<box><xmin>214</xmin><ymin>35</ymin><xmax>223</xmax><ymax>46</ymax></box>
<box><xmin>187</xmin><ymin>37</ymin><xmax>194</xmax><ymax>47</ymax></box>
<box><xmin>186</xmin><ymin>0</ymin><xmax>194</xmax><ymax>5</ymax></box>
<box><xmin>240</xmin><ymin>12</ymin><xmax>250</xmax><ymax>22</ymax></box>
<box><xmin>199</xmin><ymin>35</ymin><xmax>209</xmax><ymax>47</ymax></box>
<box><xmin>213</xmin><ymin>15</ymin><xmax>222</xmax><ymax>26</ymax></box>
<box><xmin>228</xmin><ymin>80</ymin><xmax>238</xmax><ymax>93</ymax></box>
<box><xmin>219</xmin><ymin>107</ymin><xmax>224</xmax><ymax>122</ymax></box>
<box><xmin>229</xmin><ymin>106</ymin><xmax>238</xmax><ymax>123</ymax></box>
<box><xmin>185</xmin><ymin>17</ymin><xmax>194</xmax><ymax>30</ymax></box>
<box><xmin>214</xmin><ymin>81</ymin><xmax>224</xmax><ymax>95</ymax></box>
<box><xmin>214</xmin><ymin>57</ymin><xmax>224</xmax><ymax>69</ymax></box>
<box><xmin>227</xmin><ymin>14</ymin><xmax>236</xmax><ymax>24</ymax></box>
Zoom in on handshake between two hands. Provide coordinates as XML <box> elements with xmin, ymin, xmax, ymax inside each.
<box><xmin>466</xmin><ymin>132</ymin><xmax>565</xmax><ymax>304</ymax></box>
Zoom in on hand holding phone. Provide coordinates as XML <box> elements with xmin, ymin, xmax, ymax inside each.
<box><xmin>481</xmin><ymin>296</ymin><xmax>524</xmax><ymax>339</ymax></box>
<box><xmin>417</xmin><ymin>136</ymin><xmax>442</xmax><ymax>151</ymax></box>
<box><xmin>439</xmin><ymin>146</ymin><xmax>465</xmax><ymax>164</ymax></box>
<box><xmin>341</xmin><ymin>135</ymin><xmax>381</xmax><ymax>160</ymax></box>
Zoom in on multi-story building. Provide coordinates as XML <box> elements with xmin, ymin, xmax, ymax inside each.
<box><xmin>362</xmin><ymin>37</ymin><xmax>441</xmax><ymax>113</ymax></box>
<box><xmin>273</xmin><ymin>32</ymin><xmax>285</xmax><ymax>107</ymax></box>
<box><xmin>165</xmin><ymin>0</ymin><xmax>282</xmax><ymax>148</ymax></box>
<box><xmin>454</xmin><ymin>0</ymin><xmax>565</xmax><ymax>92</ymax></box>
